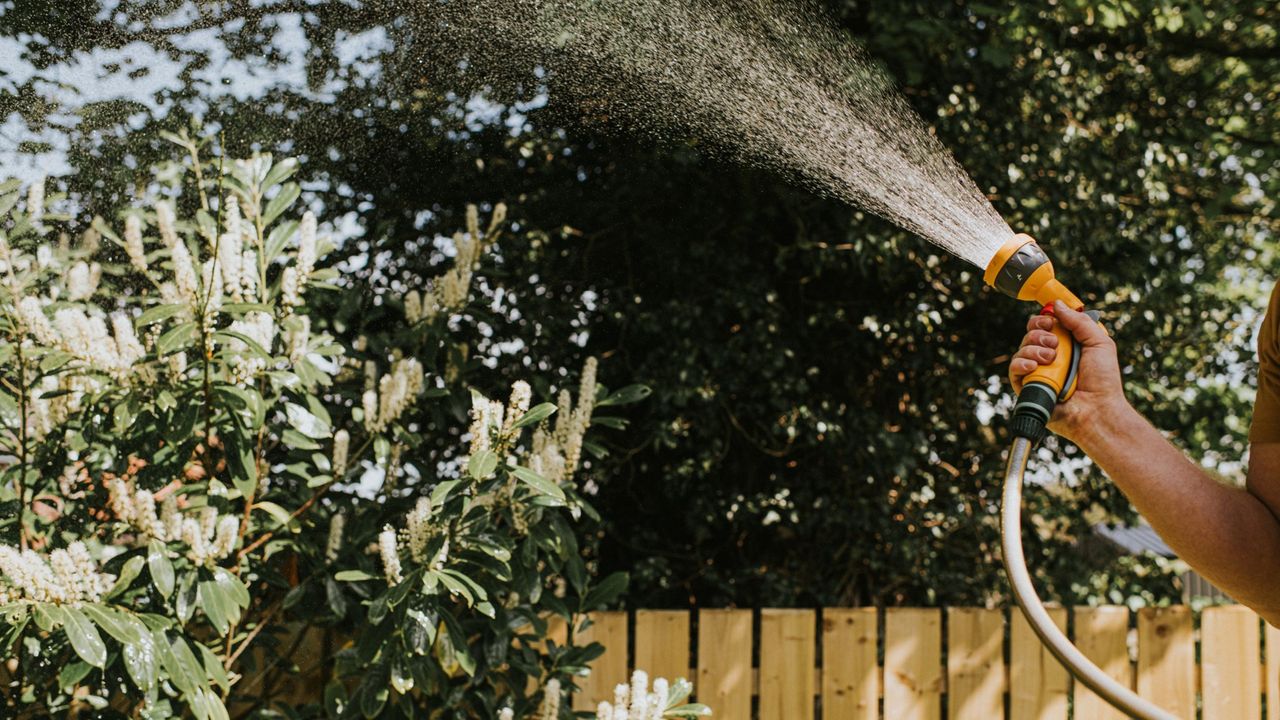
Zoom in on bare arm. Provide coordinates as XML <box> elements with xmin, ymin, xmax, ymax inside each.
<box><xmin>1011</xmin><ymin>302</ymin><xmax>1280</xmax><ymax>626</ymax></box>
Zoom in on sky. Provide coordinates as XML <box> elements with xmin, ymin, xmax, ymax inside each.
<box><xmin>0</xmin><ymin>3</ymin><xmax>393</xmax><ymax>182</ymax></box>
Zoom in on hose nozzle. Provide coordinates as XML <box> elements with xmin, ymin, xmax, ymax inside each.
<box><xmin>983</xmin><ymin>234</ymin><xmax>1083</xmax><ymax>310</ymax></box>
<box><xmin>985</xmin><ymin>234</ymin><xmax>1092</xmax><ymax>442</ymax></box>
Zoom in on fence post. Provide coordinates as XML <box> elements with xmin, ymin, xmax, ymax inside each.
<box><xmin>884</xmin><ymin>607</ymin><xmax>942</xmax><ymax>720</ymax></box>
<box><xmin>947</xmin><ymin>608</ymin><xmax>1004</xmax><ymax>720</ymax></box>
<box><xmin>1136</xmin><ymin>606</ymin><xmax>1194</xmax><ymax>718</ymax></box>
<box><xmin>634</xmin><ymin>610</ymin><xmax>691</xmax><ymax>685</ymax></box>
<box><xmin>1201</xmin><ymin>605</ymin><xmax>1262</xmax><ymax>720</ymax></box>
<box><xmin>574</xmin><ymin>611</ymin><xmax>629</xmax><ymax>711</ymax></box>
<box><xmin>1072</xmin><ymin>606</ymin><xmax>1131</xmax><ymax>720</ymax></box>
<box><xmin>759</xmin><ymin>609</ymin><xmax>816</xmax><ymax>720</ymax></box>
<box><xmin>821</xmin><ymin>607</ymin><xmax>878</xmax><ymax>720</ymax></box>
<box><xmin>1009</xmin><ymin>606</ymin><xmax>1068</xmax><ymax>720</ymax></box>
<box><xmin>696</xmin><ymin>609</ymin><xmax>753</xmax><ymax>720</ymax></box>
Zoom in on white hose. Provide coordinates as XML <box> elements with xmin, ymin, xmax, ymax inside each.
<box><xmin>1001</xmin><ymin>437</ymin><xmax>1176</xmax><ymax>720</ymax></box>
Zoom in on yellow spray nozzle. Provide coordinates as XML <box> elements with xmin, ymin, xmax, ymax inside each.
<box><xmin>983</xmin><ymin>234</ymin><xmax>1083</xmax><ymax>310</ymax></box>
<box><xmin>986</xmin><ymin>233</ymin><xmax>1092</xmax><ymax>438</ymax></box>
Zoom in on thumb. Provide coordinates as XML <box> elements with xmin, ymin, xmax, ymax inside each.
<box><xmin>1052</xmin><ymin>300</ymin><xmax>1107</xmax><ymax>346</ymax></box>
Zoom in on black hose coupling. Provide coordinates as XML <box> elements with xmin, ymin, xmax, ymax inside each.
<box><xmin>1011</xmin><ymin>382</ymin><xmax>1057</xmax><ymax>444</ymax></box>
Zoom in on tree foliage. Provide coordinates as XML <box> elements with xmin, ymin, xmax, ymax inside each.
<box><xmin>1</xmin><ymin>0</ymin><xmax>1275</xmax><ymax>615</ymax></box>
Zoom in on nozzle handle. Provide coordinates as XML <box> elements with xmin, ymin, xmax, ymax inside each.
<box><xmin>1011</xmin><ymin>307</ymin><xmax>1100</xmax><ymax>442</ymax></box>
<box><xmin>1023</xmin><ymin>307</ymin><xmax>1081</xmax><ymax>400</ymax></box>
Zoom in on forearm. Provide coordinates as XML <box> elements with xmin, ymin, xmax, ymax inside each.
<box><xmin>1072</xmin><ymin>401</ymin><xmax>1280</xmax><ymax>623</ymax></box>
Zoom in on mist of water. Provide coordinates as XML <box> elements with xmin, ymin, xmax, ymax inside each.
<box><xmin>438</xmin><ymin>0</ymin><xmax>1015</xmax><ymax>268</ymax></box>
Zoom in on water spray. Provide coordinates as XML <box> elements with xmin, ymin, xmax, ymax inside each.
<box><xmin>984</xmin><ymin>235</ymin><xmax>1174</xmax><ymax>720</ymax></box>
<box><xmin>446</xmin><ymin>2</ymin><xmax>1181</xmax><ymax>714</ymax></box>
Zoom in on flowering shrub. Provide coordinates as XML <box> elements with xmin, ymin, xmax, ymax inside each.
<box><xmin>592</xmin><ymin>671</ymin><xmax>710</xmax><ymax>720</ymax></box>
<box><xmin>0</xmin><ymin>132</ymin><xmax>644</xmax><ymax>718</ymax></box>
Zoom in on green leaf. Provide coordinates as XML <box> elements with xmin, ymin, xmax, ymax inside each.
<box><xmin>285</xmin><ymin>402</ymin><xmax>330</xmax><ymax>439</ymax></box>
<box><xmin>432</xmin><ymin>570</ymin><xmax>474</xmax><ymax>605</ymax></box>
<box><xmin>665</xmin><ymin>703</ymin><xmax>713</xmax><ymax>717</ymax></box>
<box><xmin>135</xmin><ymin>303</ymin><xmax>186</xmax><ymax>327</ymax></box>
<box><xmin>175</xmin><ymin>571</ymin><xmax>198</xmax><ymax>624</ymax></box>
<box><xmin>199</xmin><ymin>578</ymin><xmax>230</xmax><ymax>634</ymax></box>
<box><xmin>214</xmin><ymin>330</ymin><xmax>271</xmax><ymax>360</ymax></box>
<box><xmin>148</xmin><ymin>541</ymin><xmax>175</xmax><ymax>599</ymax></box>
<box><xmin>172</xmin><ymin>634</ymin><xmax>208</xmax><ymax>685</ymax></box>
<box><xmin>582</xmin><ymin>571</ymin><xmax>629</xmax><ymax>611</ymax></box>
<box><xmin>60</xmin><ymin>606</ymin><xmax>108</xmax><ymax>668</ymax></box>
<box><xmin>220</xmin><ymin>302</ymin><xmax>272</xmax><ymax>315</ymax></box>
<box><xmin>212</xmin><ymin>567</ymin><xmax>251</xmax><ymax>608</ymax></box>
<box><xmin>282</xmin><ymin>428</ymin><xmax>323</xmax><ymax>451</ymax></box>
<box><xmin>197</xmin><ymin>641</ymin><xmax>230</xmax><ymax>692</ymax></box>
<box><xmin>157</xmin><ymin>321</ymin><xmax>198</xmax><ymax>355</ymax></box>
<box><xmin>467</xmin><ymin>450</ymin><xmax>498</xmax><ymax>480</ymax></box>
<box><xmin>511</xmin><ymin>402</ymin><xmax>557</xmax><ymax>430</ymax></box>
<box><xmin>105</xmin><ymin>555</ymin><xmax>145</xmax><ymax>599</ymax></box>
<box><xmin>154</xmin><ymin>629</ymin><xmax>196</xmax><ymax>694</ymax></box>
<box><xmin>263</xmin><ymin>157</ymin><xmax>299</xmax><ymax>188</ymax></box>
<box><xmin>509</xmin><ymin>465</ymin><xmax>566</xmax><ymax>502</ymax></box>
<box><xmin>80</xmin><ymin>604</ymin><xmax>142</xmax><ymax>645</ymax></box>
<box><xmin>430</xmin><ymin>480</ymin><xmax>462</xmax><ymax>509</ymax></box>
<box><xmin>214</xmin><ymin>384</ymin><xmax>265</xmax><ymax>428</ymax></box>
<box><xmin>39</xmin><ymin>350</ymin><xmax>73</xmax><ymax>374</ymax></box>
<box><xmin>58</xmin><ymin>659</ymin><xmax>93</xmax><ymax>690</ymax></box>
<box><xmin>334</xmin><ymin>570</ymin><xmax>378</xmax><ymax>582</ymax></box>
<box><xmin>390</xmin><ymin>655</ymin><xmax>414</xmax><ymax>694</ymax></box>
<box><xmin>122</xmin><ymin>625</ymin><xmax>158</xmax><ymax>690</ymax></box>
<box><xmin>225</xmin><ymin>430</ymin><xmax>258</xmax><ymax>499</ymax></box>
<box><xmin>596</xmin><ymin>383</ymin><xmax>652</xmax><ymax>407</ymax></box>
<box><xmin>589</xmin><ymin>416</ymin><xmax>629</xmax><ymax>430</ymax></box>
<box><xmin>405</xmin><ymin>608</ymin><xmax>437</xmax><ymax>655</ymax></box>
<box><xmin>262</xmin><ymin>182</ymin><xmax>301</xmax><ymax>226</ymax></box>
<box><xmin>439</xmin><ymin>610</ymin><xmax>475</xmax><ymax>677</ymax></box>
<box><xmin>264</xmin><ymin>220</ymin><xmax>299</xmax><ymax>262</ymax></box>
<box><xmin>255</xmin><ymin>500</ymin><xmax>297</xmax><ymax>531</ymax></box>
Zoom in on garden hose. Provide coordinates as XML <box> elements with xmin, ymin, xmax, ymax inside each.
<box><xmin>1001</xmin><ymin>439</ymin><xmax>1174</xmax><ymax>720</ymax></box>
<box><xmin>987</xmin><ymin>235</ymin><xmax>1176</xmax><ymax>720</ymax></box>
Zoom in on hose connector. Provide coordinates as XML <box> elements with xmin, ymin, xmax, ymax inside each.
<box><xmin>1011</xmin><ymin>382</ymin><xmax>1056</xmax><ymax>443</ymax></box>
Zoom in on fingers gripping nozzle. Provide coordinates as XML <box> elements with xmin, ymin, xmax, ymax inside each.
<box><xmin>1010</xmin><ymin>306</ymin><xmax>1101</xmax><ymax>443</ymax></box>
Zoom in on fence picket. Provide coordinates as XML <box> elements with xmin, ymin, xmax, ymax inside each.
<box><xmin>1201</xmin><ymin>605</ymin><xmax>1261</xmax><ymax>720</ymax></box>
<box><xmin>574</xmin><ymin>611</ymin><xmax>629</xmax><ymax>711</ymax></box>
<box><xmin>697</xmin><ymin>609</ymin><xmax>753</xmax><ymax>720</ymax></box>
<box><xmin>1009</xmin><ymin>607</ymin><xmax>1069</xmax><ymax>720</ymax></box>
<box><xmin>759</xmin><ymin>609</ymin><xmax>816</xmax><ymax>720</ymax></box>
<box><xmin>947</xmin><ymin>608</ymin><xmax>1004</xmax><ymax>720</ymax></box>
<box><xmin>1267</xmin><ymin>621</ymin><xmax>1280</xmax><ymax>720</ymax></box>
<box><xmin>634</xmin><ymin>610</ymin><xmax>691</xmax><ymax>684</ymax></box>
<box><xmin>1072</xmin><ymin>606</ymin><xmax>1131</xmax><ymax>720</ymax></box>
<box><xmin>1136</xmin><ymin>606</ymin><xmax>1194</xmax><ymax>719</ymax></box>
<box><xmin>884</xmin><ymin>608</ymin><xmax>942</xmax><ymax>719</ymax></box>
<box><xmin>821</xmin><ymin>608</ymin><xmax>878</xmax><ymax>720</ymax></box>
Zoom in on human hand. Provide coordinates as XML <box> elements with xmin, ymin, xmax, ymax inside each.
<box><xmin>1008</xmin><ymin>300</ymin><xmax>1130</xmax><ymax>442</ymax></box>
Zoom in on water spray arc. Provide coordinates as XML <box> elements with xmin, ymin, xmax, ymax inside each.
<box><xmin>984</xmin><ymin>237</ymin><xmax>1175</xmax><ymax>720</ymax></box>
<box><xmin>445</xmin><ymin>1</ymin><xmax>1180</xmax><ymax>714</ymax></box>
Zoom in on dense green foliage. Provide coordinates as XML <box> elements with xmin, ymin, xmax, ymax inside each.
<box><xmin>2</xmin><ymin>0</ymin><xmax>1275</xmax><ymax>615</ymax></box>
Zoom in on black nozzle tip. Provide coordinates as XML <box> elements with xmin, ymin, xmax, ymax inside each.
<box><xmin>1010</xmin><ymin>414</ymin><xmax>1048</xmax><ymax>444</ymax></box>
<box><xmin>1011</xmin><ymin>382</ymin><xmax>1057</xmax><ymax>444</ymax></box>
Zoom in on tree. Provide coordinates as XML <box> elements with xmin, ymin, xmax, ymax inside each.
<box><xmin>1</xmin><ymin>0</ymin><xmax>1274</xmax><ymax>610</ymax></box>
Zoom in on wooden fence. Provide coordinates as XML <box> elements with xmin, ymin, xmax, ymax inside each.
<box><xmin>553</xmin><ymin>606</ymin><xmax>1280</xmax><ymax>720</ymax></box>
